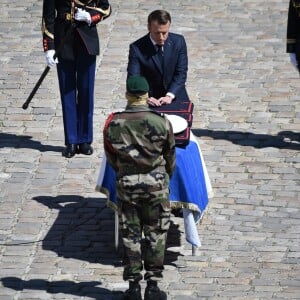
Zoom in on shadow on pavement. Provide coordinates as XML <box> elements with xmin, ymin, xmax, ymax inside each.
<box><xmin>33</xmin><ymin>195</ymin><xmax>122</xmax><ymax>265</ymax></box>
<box><xmin>0</xmin><ymin>277</ymin><xmax>124</xmax><ymax>300</ymax></box>
<box><xmin>164</xmin><ymin>221</ymin><xmax>184</xmax><ymax>265</ymax></box>
<box><xmin>0</xmin><ymin>197</ymin><xmax>183</xmax><ymax>298</ymax></box>
<box><xmin>0</xmin><ymin>132</ymin><xmax>64</xmax><ymax>152</ymax></box>
<box><xmin>193</xmin><ymin>129</ymin><xmax>300</xmax><ymax>150</ymax></box>
<box><xmin>33</xmin><ymin>195</ymin><xmax>182</xmax><ymax>266</ymax></box>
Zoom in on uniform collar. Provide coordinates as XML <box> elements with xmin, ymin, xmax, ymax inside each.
<box><xmin>125</xmin><ymin>105</ymin><xmax>151</xmax><ymax>111</ymax></box>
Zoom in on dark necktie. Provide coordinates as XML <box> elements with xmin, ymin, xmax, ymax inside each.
<box><xmin>157</xmin><ymin>44</ymin><xmax>164</xmax><ymax>68</ymax></box>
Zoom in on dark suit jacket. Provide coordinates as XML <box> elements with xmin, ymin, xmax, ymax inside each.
<box><xmin>127</xmin><ymin>32</ymin><xmax>190</xmax><ymax>101</ymax></box>
<box><xmin>42</xmin><ymin>0</ymin><xmax>111</xmax><ymax>60</ymax></box>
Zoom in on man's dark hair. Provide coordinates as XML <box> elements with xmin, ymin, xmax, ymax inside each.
<box><xmin>148</xmin><ymin>10</ymin><xmax>171</xmax><ymax>25</ymax></box>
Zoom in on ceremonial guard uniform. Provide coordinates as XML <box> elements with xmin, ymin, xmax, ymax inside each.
<box><xmin>103</xmin><ymin>76</ymin><xmax>175</xmax><ymax>300</ymax></box>
<box><xmin>42</xmin><ymin>0</ymin><xmax>111</xmax><ymax>157</ymax></box>
<box><xmin>287</xmin><ymin>0</ymin><xmax>300</xmax><ymax>71</ymax></box>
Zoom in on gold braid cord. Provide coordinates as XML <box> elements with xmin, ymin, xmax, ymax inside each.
<box><xmin>42</xmin><ymin>18</ymin><xmax>54</xmax><ymax>40</ymax></box>
<box><xmin>74</xmin><ymin>0</ymin><xmax>111</xmax><ymax>17</ymax></box>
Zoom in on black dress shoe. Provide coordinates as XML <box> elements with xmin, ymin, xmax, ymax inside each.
<box><xmin>78</xmin><ymin>143</ymin><xmax>93</xmax><ymax>155</ymax></box>
<box><xmin>62</xmin><ymin>144</ymin><xmax>77</xmax><ymax>158</ymax></box>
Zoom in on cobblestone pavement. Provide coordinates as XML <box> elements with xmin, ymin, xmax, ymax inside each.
<box><xmin>0</xmin><ymin>0</ymin><xmax>299</xmax><ymax>299</ymax></box>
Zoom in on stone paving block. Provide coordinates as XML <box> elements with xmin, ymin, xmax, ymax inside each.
<box><xmin>1</xmin><ymin>0</ymin><xmax>300</xmax><ymax>299</ymax></box>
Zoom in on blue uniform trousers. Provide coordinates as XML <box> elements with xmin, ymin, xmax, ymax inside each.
<box><xmin>56</xmin><ymin>45</ymin><xmax>96</xmax><ymax>145</ymax></box>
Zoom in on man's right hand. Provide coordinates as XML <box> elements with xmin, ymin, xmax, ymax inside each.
<box><xmin>45</xmin><ymin>50</ymin><xmax>58</xmax><ymax>67</ymax></box>
<box><xmin>147</xmin><ymin>97</ymin><xmax>162</xmax><ymax>107</ymax></box>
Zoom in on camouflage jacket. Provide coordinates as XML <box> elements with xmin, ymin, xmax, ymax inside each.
<box><xmin>103</xmin><ymin>105</ymin><xmax>176</xmax><ymax>203</ymax></box>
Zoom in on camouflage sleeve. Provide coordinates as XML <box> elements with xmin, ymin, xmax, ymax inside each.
<box><xmin>104</xmin><ymin>139</ymin><xmax>117</xmax><ymax>171</ymax></box>
<box><xmin>163</xmin><ymin>117</ymin><xmax>176</xmax><ymax>176</ymax></box>
<box><xmin>103</xmin><ymin>113</ymin><xmax>118</xmax><ymax>171</ymax></box>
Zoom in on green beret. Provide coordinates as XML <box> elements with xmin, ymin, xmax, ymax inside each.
<box><xmin>126</xmin><ymin>76</ymin><xmax>149</xmax><ymax>94</ymax></box>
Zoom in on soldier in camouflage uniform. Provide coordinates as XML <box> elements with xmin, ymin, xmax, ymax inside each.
<box><xmin>287</xmin><ymin>0</ymin><xmax>300</xmax><ymax>72</ymax></box>
<box><xmin>103</xmin><ymin>76</ymin><xmax>176</xmax><ymax>300</ymax></box>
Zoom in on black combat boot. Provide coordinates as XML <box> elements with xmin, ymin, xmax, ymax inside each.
<box><xmin>124</xmin><ymin>281</ymin><xmax>142</xmax><ymax>300</ymax></box>
<box><xmin>144</xmin><ymin>280</ymin><xmax>167</xmax><ymax>300</ymax></box>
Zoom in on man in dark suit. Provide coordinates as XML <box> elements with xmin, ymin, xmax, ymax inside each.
<box><xmin>42</xmin><ymin>0</ymin><xmax>111</xmax><ymax>157</ymax></box>
<box><xmin>127</xmin><ymin>9</ymin><xmax>190</xmax><ymax>108</ymax></box>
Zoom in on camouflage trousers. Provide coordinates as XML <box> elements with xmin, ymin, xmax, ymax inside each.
<box><xmin>119</xmin><ymin>197</ymin><xmax>171</xmax><ymax>282</ymax></box>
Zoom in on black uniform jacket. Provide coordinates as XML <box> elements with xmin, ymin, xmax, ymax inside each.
<box><xmin>287</xmin><ymin>0</ymin><xmax>300</xmax><ymax>56</ymax></box>
<box><xmin>42</xmin><ymin>0</ymin><xmax>111</xmax><ymax>60</ymax></box>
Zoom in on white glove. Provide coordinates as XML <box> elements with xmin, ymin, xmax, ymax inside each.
<box><xmin>45</xmin><ymin>50</ymin><xmax>58</xmax><ymax>68</ymax></box>
<box><xmin>75</xmin><ymin>8</ymin><xmax>91</xmax><ymax>25</ymax></box>
<box><xmin>289</xmin><ymin>53</ymin><xmax>298</xmax><ymax>70</ymax></box>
